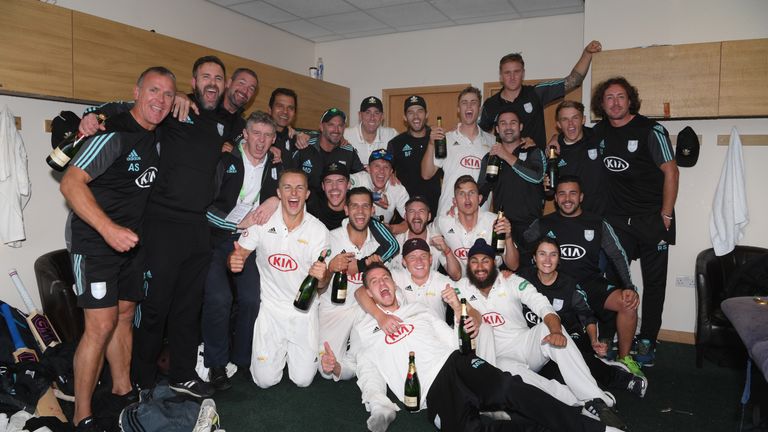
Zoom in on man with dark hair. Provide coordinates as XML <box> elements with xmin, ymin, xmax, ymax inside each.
<box><xmin>590</xmin><ymin>77</ymin><xmax>679</xmax><ymax>367</ymax></box>
<box><xmin>523</xmin><ymin>177</ymin><xmax>643</xmax><ymax>377</ymax></box>
<box><xmin>350</xmin><ymin>149</ymin><xmax>409</xmax><ymax>233</ymax></box>
<box><xmin>292</xmin><ymin>108</ymin><xmax>364</xmax><ymax>210</ymax></box>
<box><xmin>61</xmin><ymin>66</ymin><xmax>175</xmax><ymax>431</ymax></box>
<box><xmin>422</xmin><ymin>87</ymin><xmax>494</xmax><ymax>217</ymax></box>
<box><xmin>387</xmin><ymin>95</ymin><xmax>442</xmax><ymax>217</ymax></box>
<box><xmin>478</xmin><ymin>106</ymin><xmax>545</xmax><ymax>267</ymax></box>
<box><xmin>344</xmin><ymin>96</ymin><xmax>397</xmax><ymax>164</ymax></box>
<box><xmin>268</xmin><ymin>87</ymin><xmax>310</xmax><ymax>153</ymax></box>
<box><xmin>322</xmin><ymin>262</ymin><xmax>618</xmax><ymax>432</ymax></box>
<box><xmin>479</xmin><ymin>41</ymin><xmax>602</xmax><ymax>148</ymax></box>
<box><xmin>547</xmin><ymin>100</ymin><xmax>606</xmax><ymax>215</ymax></box>
<box><xmin>201</xmin><ymin>111</ymin><xmax>287</xmax><ymax>391</ymax></box>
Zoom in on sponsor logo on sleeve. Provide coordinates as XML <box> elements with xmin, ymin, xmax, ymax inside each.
<box><xmin>518</xmin><ymin>280</ymin><xmax>529</xmax><ymax>291</ymax></box>
<box><xmin>268</xmin><ymin>254</ymin><xmax>298</xmax><ymax>272</ymax></box>
<box><xmin>385</xmin><ymin>324</ymin><xmax>414</xmax><ymax>344</ymax></box>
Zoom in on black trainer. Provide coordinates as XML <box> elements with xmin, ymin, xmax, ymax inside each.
<box><xmin>75</xmin><ymin>416</ymin><xmax>106</xmax><ymax>432</ymax></box>
<box><xmin>583</xmin><ymin>398</ymin><xmax>628</xmax><ymax>431</ymax></box>
<box><xmin>209</xmin><ymin>366</ymin><xmax>232</xmax><ymax>391</ymax></box>
<box><xmin>169</xmin><ymin>379</ymin><xmax>215</xmax><ymax>398</ymax></box>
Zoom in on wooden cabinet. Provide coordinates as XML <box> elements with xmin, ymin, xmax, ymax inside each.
<box><xmin>0</xmin><ymin>0</ymin><xmax>73</xmax><ymax>99</ymax></box>
<box><xmin>591</xmin><ymin>43</ymin><xmax>721</xmax><ymax>119</ymax></box>
<box><xmin>719</xmin><ymin>39</ymin><xmax>768</xmax><ymax>117</ymax></box>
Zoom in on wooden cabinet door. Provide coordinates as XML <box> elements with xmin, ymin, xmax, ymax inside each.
<box><xmin>719</xmin><ymin>39</ymin><xmax>768</xmax><ymax>117</ymax></box>
<box><xmin>383</xmin><ymin>84</ymin><xmax>471</xmax><ymax>133</ymax></box>
<box><xmin>0</xmin><ymin>0</ymin><xmax>72</xmax><ymax>98</ymax></box>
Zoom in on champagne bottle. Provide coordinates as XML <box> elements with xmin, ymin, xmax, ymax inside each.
<box><xmin>485</xmin><ymin>153</ymin><xmax>500</xmax><ymax>181</ymax></box>
<box><xmin>46</xmin><ymin>114</ymin><xmax>106</xmax><ymax>171</ymax></box>
<box><xmin>330</xmin><ymin>270</ymin><xmax>348</xmax><ymax>305</ymax></box>
<box><xmin>546</xmin><ymin>145</ymin><xmax>560</xmax><ymax>197</ymax></box>
<box><xmin>434</xmin><ymin>116</ymin><xmax>447</xmax><ymax>159</ymax></box>
<box><xmin>490</xmin><ymin>210</ymin><xmax>505</xmax><ymax>255</ymax></box>
<box><xmin>294</xmin><ymin>250</ymin><xmax>329</xmax><ymax>311</ymax></box>
<box><xmin>403</xmin><ymin>351</ymin><xmax>420</xmax><ymax>411</ymax></box>
<box><xmin>458</xmin><ymin>299</ymin><xmax>476</xmax><ymax>355</ymax></box>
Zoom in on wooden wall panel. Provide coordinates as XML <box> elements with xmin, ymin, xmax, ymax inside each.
<box><xmin>382</xmin><ymin>84</ymin><xmax>470</xmax><ymax>134</ymax></box>
<box><xmin>590</xmin><ymin>43</ymin><xmax>721</xmax><ymax>120</ymax></box>
<box><xmin>72</xmin><ymin>11</ymin><xmax>347</xmax><ymax>130</ymax></box>
<box><xmin>0</xmin><ymin>0</ymin><xmax>73</xmax><ymax>98</ymax></box>
<box><xmin>719</xmin><ymin>39</ymin><xmax>768</xmax><ymax>117</ymax></box>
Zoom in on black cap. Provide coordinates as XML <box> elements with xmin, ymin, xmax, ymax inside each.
<box><xmin>494</xmin><ymin>105</ymin><xmax>522</xmax><ymax>125</ymax></box>
<box><xmin>321</xmin><ymin>162</ymin><xmax>350</xmax><ymax>180</ymax></box>
<box><xmin>404</xmin><ymin>95</ymin><xmax>427</xmax><ymax>113</ymax></box>
<box><xmin>368</xmin><ymin>149</ymin><xmax>393</xmax><ymax>165</ymax></box>
<box><xmin>50</xmin><ymin>111</ymin><xmax>81</xmax><ymax>149</ymax></box>
<box><xmin>675</xmin><ymin>126</ymin><xmax>699</xmax><ymax>168</ymax></box>
<box><xmin>360</xmin><ymin>96</ymin><xmax>383</xmax><ymax>112</ymax></box>
<box><xmin>321</xmin><ymin>108</ymin><xmax>346</xmax><ymax>123</ymax></box>
<box><xmin>468</xmin><ymin>238</ymin><xmax>495</xmax><ymax>259</ymax></box>
<box><xmin>402</xmin><ymin>238</ymin><xmax>430</xmax><ymax>257</ymax></box>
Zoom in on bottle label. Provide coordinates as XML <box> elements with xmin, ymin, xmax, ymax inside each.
<box><xmin>49</xmin><ymin>147</ymin><xmax>71</xmax><ymax>167</ymax></box>
<box><xmin>294</xmin><ymin>289</ymin><xmax>302</xmax><ymax>303</ymax></box>
<box><xmin>496</xmin><ymin>239</ymin><xmax>505</xmax><ymax>249</ymax></box>
<box><xmin>471</xmin><ymin>337</ymin><xmax>477</xmax><ymax>350</ymax></box>
<box><xmin>486</xmin><ymin>164</ymin><xmax>499</xmax><ymax>175</ymax></box>
<box><xmin>404</xmin><ymin>396</ymin><xmax>418</xmax><ymax>408</ymax></box>
<box><xmin>336</xmin><ymin>288</ymin><xmax>347</xmax><ymax>300</ymax></box>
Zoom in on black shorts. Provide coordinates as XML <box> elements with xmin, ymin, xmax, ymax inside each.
<box><xmin>70</xmin><ymin>249</ymin><xmax>146</xmax><ymax>309</ymax></box>
<box><xmin>580</xmin><ymin>276</ymin><xmax>618</xmax><ymax>321</ymax></box>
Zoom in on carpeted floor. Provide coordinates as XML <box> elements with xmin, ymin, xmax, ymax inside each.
<box><xmin>213</xmin><ymin>341</ymin><xmax>752</xmax><ymax>432</ymax></box>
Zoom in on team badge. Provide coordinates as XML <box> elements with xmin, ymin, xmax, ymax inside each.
<box><xmin>552</xmin><ymin>298</ymin><xmax>564</xmax><ymax>311</ymax></box>
<box><xmin>409</xmin><ymin>96</ymin><xmax>419</xmax><ymax>103</ymax></box>
<box><xmin>584</xmin><ymin>229</ymin><xmax>594</xmax><ymax>241</ymax></box>
<box><xmin>523</xmin><ymin>102</ymin><xmax>533</xmax><ymax>113</ymax></box>
<box><xmin>627</xmin><ymin>140</ymin><xmax>638</xmax><ymax>152</ymax></box>
<box><xmin>588</xmin><ymin>148</ymin><xmax>598</xmax><ymax>160</ymax></box>
<box><xmin>519</xmin><ymin>152</ymin><xmax>528</xmax><ymax>161</ymax></box>
<box><xmin>368</xmin><ymin>97</ymin><xmax>377</xmax><ymax>104</ymax></box>
<box><xmin>217</xmin><ymin>123</ymin><xmax>224</xmax><ymax>136</ymax></box>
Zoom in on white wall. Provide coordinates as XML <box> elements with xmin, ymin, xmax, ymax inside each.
<box><xmin>584</xmin><ymin>0</ymin><xmax>768</xmax><ymax>334</ymax></box>
<box><xmin>316</xmin><ymin>13</ymin><xmax>586</xmax><ymax>117</ymax></box>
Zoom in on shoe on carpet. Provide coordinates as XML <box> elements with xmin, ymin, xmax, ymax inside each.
<box><xmin>75</xmin><ymin>416</ymin><xmax>106</xmax><ymax>432</ymax></box>
<box><xmin>170</xmin><ymin>379</ymin><xmax>215</xmax><ymax>398</ymax></box>
<box><xmin>618</xmin><ymin>355</ymin><xmax>645</xmax><ymax>378</ymax></box>
<box><xmin>582</xmin><ymin>398</ymin><xmax>627</xmax><ymax>431</ymax></box>
<box><xmin>210</xmin><ymin>366</ymin><xmax>232</xmax><ymax>391</ymax></box>
<box><xmin>626</xmin><ymin>374</ymin><xmax>648</xmax><ymax>398</ymax></box>
<box><xmin>633</xmin><ymin>339</ymin><xmax>655</xmax><ymax>367</ymax></box>
<box><xmin>192</xmin><ymin>398</ymin><xmax>220</xmax><ymax>432</ymax></box>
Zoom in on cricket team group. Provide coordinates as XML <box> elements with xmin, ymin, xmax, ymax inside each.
<box><xmin>60</xmin><ymin>37</ymin><xmax>679</xmax><ymax>431</ymax></box>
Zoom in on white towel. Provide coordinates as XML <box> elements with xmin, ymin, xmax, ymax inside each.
<box><xmin>709</xmin><ymin>127</ymin><xmax>749</xmax><ymax>256</ymax></box>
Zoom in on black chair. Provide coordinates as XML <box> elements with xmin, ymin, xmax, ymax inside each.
<box><xmin>33</xmin><ymin>249</ymin><xmax>83</xmax><ymax>343</ymax></box>
<box><xmin>695</xmin><ymin>246</ymin><xmax>768</xmax><ymax>367</ymax></box>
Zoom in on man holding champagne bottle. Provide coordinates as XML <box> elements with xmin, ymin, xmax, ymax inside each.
<box><xmin>60</xmin><ymin>67</ymin><xmax>176</xmax><ymax>431</ymax></box>
<box><xmin>228</xmin><ymin>169</ymin><xmax>330</xmax><ymax>389</ymax></box>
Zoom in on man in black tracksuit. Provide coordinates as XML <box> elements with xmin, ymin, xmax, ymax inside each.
<box><xmin>202</xmin><ymin>111</ymin><xmax>290</xmax><ymax>390</ymax></box>
<box><xmin>591</xmin><ymin>77</ymin><xmax>679</xmax><ymax>367</ymax></box>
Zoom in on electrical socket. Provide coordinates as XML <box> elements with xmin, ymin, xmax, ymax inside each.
<box><xmin>675</xmin><ymin>275</ymin><xmax>695</xmax><ymax>288</ymax></box>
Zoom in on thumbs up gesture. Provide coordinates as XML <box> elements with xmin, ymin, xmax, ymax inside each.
<box><xmin>321</xmin><ymin>341</ymin><xmax>339</xmax><ymax>376</ymax></box>
<box><xmin>228</xmin><ymin>241</ymin><xmax>248</xmax><ymax>273</ymax></box>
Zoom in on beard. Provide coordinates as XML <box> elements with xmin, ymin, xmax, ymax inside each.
<box><xmin>195</xmin><ymin>85</ymin><xmax>222</xmax><ymax>110</ymax></box>
<box><xmin>467</xmin><ymin>265</ymin><xmax>498</xmax><ymax>290</ymax></box>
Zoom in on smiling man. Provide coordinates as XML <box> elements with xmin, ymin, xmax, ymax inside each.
<box><xmin>61</xmin><ymin>66</ymin><xmax>175</xmax><ymax>431</ymax></box>
<box><xmin>350</xmin><ymin>150</ymin><xmax>409</xmax><ymax>233</ymax></box>
<box><xmin>228</xmin><ymin>169</ymin><xmax>330</xmax><ymax>389</ymax></box>
<box><xmin>344</xmin><ymin>96</ymin><xmax>397</xmax><ymax>164</ymax></box>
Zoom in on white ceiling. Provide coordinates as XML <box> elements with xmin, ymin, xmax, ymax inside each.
<box><xmin>207</xmin><ymin>0</ymin><xmax>584</xmax><ymax>42</ymax></box>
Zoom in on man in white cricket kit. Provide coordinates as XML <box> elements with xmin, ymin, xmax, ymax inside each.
<box><xmin>461</xmin><ymin>239</ymin><xmax>627</xmax><ymax>429</ymax></box>
<box><xmin>318</xmin><ymin>187</ymin><xmax>393</xmax><ymax>379</ymax></box>
<box><xmin>435</xmin><ymin>176</ymin><xmax>518</xmax><ymax>276</ymax></box>
<box><xmin>322</xmin><ymin>263</ymin><xmax>616</xmax><ymax>432</ymax></box>
<box><xmin>228</xmin><ymin>169</ymin><xmax>330</xmax><ymax>388</ymax></box>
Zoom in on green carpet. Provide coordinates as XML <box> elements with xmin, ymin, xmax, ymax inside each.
<box><xmin>214</xmin><ymin>342</ymin><xmax>747</xmax><ymax>431</ymax></box>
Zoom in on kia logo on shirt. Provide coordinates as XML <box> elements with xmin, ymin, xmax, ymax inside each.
<box><xmin>560</xmin><ymin>244</ymin><xmax>586</xmax><ymax>260</ymax></box>
<box><xmin>604</xmin><ymin>156</ymin><xmax>629</xmax><ymax>172</ymax></box>
<box><xmin>385</xmin><ymin>324</ymin><xmax>414</xmax><ymax>344</ymax></box>
<box><xmin>460</xmin><ymin>156</ymin><xmax>482</xmax><ymax>169</ymax></box>
<box><xmin>454</xmin><ymin>248</ymin><xmax>469</xmax><ymax>260</ymax></box>
<box><xmin>482</xmin><ymin>312</ymin><xmax>506</xmax><ymax>327</ymax></box>
<box><xmin>348</xmin><ymin>272</ymin><xmax>363</xmax><ymax>284</ymax></box>
<box><xmin>135</xmin><ymin>167</ymin><xmax>158</xmax><ymax>188</ymax></box>
<box><xmin>268</xmin><ymin>254</ymin><xmax>298</xmax><ymax>272</ymax></box>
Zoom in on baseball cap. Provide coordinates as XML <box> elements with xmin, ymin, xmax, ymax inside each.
<box><xmin>360</xmin><ymin>96</ymin><xmax>383</xmax><ymax>112</ymax></box>
<box><xmin>368</xmin><ymin>149</ymin><xmax>393</xmax><ymax>165</ymax></box>
<box><xmin>321</xmin><ymin>162</ymin><xmax>350</xmax><ymax>180</ymax></box>
<box><xmin>403</xmin><ymin>95</ymin><xmax>427</xmax><ymax>113</ymax></box>
<box><xmin>50</xmin><ymin>111</ymin><xmax>81</xmax><ymax>148</ymax></box>
<box><xmin>468</xmin><ymin>238</ymin><xmax>495</xmax><ymax>259</ymax></box>
<box><xmin>402</xmin><ymin>237</ymin><xmax>430</xmax><ymax>257</ymax></box>
<box><xmin>675</xmin><ymin>126</ymin><xmax>699</xmax><ymax>168</ymax></box>
<box><xmin>321</xmin><ymin>108</ymin><xmax>346</xmax><ymax>123</ymax></box>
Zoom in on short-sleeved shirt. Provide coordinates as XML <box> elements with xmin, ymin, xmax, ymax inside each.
<box><xmin>479</xmin><ymin>82</ymin><xmax>566</xmax><ymax>149</ymax></box>
<box><xmin>349</xmin><ymin>171</ymin><xmax>409</xmax><ymax>223</ymax></box>
<box><xmin>434</xmin><ymin>211</ymin><xmax>499</xmax><ymax>275</ymax></box>
<box><xmin>387</xmin><ymin>129</ymin><xmax>441</xmax><ymax>217</ymax></box>
<box><xmin>432</xmin><ymin>126</ymin><xmax>494</xmax><ymax>216</ymax></box>
<box><xmin>238</xmin><ymin>206</ymin><xmax>330</xmax><ymax>312</ymax></box>
<box><xmin>344</xmin><ymin>124</ymin><xmax>397</xmax><ymax>164</ymax></box>
<box><xmin>557</xmin><ymin>127</ymin><xmax>606</xmax><ymax>215</ymax></box>
<box><xmin>67</xmin><ymin>112</ymin><xmax>159</xmax><ymax>255</ymax></box>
